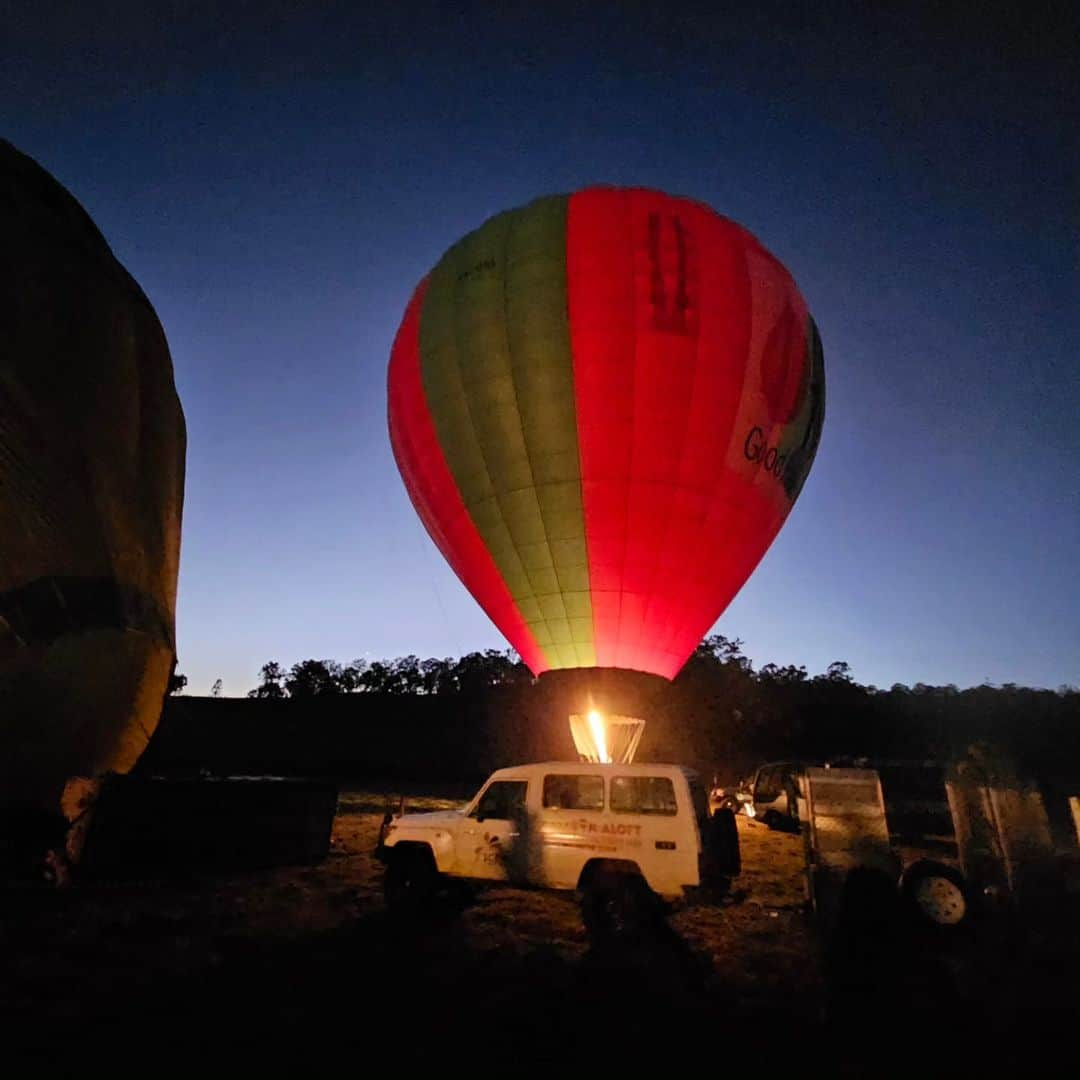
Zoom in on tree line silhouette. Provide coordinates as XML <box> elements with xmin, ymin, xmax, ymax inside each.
<box><xmin>157</xmin><ymin>637</ymin><xmax>1079</xmax><ymax>793</ymax></box>
<box><xmin>245</xmin><ymin>651</ymin><xmax>527</xmax><ymax>699</ymax></box>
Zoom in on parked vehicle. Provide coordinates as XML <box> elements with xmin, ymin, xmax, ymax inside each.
<box><xmin>709</xmin><ymin>776</ymin><xmax>753</xmax><ymax>816</ymax></box>
<box><xmin>744</xmin><ymin>757</ymin><xmax>976</xmax><ymax>930</ymax></box>
<box><xmin>826</xmin><ymin>757</ymin><xmax>971</xmax><ymax>929</ymax></box>
<box><xmin>376</xmin><ymin>761</ymin><xmax>741</xmax><ymax>936</ymax></box>
<box><xmin>746</xmin><ymin>761</ymin><xmax>807</xmax><ymax>831</ymax></box>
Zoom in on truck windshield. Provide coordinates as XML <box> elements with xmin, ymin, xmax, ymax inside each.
<box><xmin>471</xmin><ymin>780</ymin><xmax>528</xmax><ymax>821</ymax></box>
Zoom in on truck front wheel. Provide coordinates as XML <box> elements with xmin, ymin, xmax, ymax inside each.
<box><xmin>384</xmin><ymin>846</ymin><xmax>439</xmax><ymax>912</ymax></box>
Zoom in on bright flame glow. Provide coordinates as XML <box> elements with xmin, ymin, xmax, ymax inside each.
<box><xmin>587</xmin><ymin>710</ymin><xmax>610</xmax><ymax>763</ymax></box>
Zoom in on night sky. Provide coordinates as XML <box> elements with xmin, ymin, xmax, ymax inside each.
<box><xmin>4</xmin><ymin>3</ymin><xmax>1076</xmax><ymax>694</ymax></box>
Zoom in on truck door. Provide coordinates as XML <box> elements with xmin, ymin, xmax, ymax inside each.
<box><xmin>608</xmin><ymin>774</ymin><xmax>693</xmax><ymax>895</ymax></box>
<box><xmin>753</xmin><ymin>764</ymin><xmax>794</xmax><ymax>826</ymax></box>
<box><xmin>751</xmin><ymin>765</ymin><xmax>777</xmax><ymax>819</ymax></box>
<box><xmin>457</xmin><ymin>780</ymin><xmax>529</xmax><ymax>882</ymax></box>
<box><xmin>538</xmin><ymin>772</ymin><xmax>606</xmax><ymax>888</ymax></box>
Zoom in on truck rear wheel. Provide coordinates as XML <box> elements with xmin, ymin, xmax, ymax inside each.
<box><xmin>384</xmin><ymin>846</ymin><xmax>438</xmax><ymax>912</ymax></box>
<box><xmin>581</xmin><ymin>870</ymin><xmax>656</xmax><ymax>940</ymax></box>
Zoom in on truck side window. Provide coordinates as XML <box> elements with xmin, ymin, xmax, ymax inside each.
<box><xmin>473</xmin><ymin>781</ymin><xmax>528</xmax><ymax>821</ymax></box>
<box><xmin>542</xmin><ymin>774</ymin><xmax>604</xmax><ymax>811</ymax></box>
<box><xmin>610</xmin><ymin>776</ymin><xmax>678</xmax><ymax>815</ymax></box>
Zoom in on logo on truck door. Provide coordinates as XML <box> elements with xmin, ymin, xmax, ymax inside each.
<box><xmin>541</xmin><ymin>819</ymin><xmax>644</xmax><ymax>853</ymax></box>
<box><xmin>577</xmin><ymin>820</ymin><xmax>642</xmax><ymax>838</ymax></box>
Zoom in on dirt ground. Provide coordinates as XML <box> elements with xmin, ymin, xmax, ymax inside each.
<box><xmin>1</xmin><ymin>791</ymin><xmax>1074</xmax><ymax>1073</ymax></box>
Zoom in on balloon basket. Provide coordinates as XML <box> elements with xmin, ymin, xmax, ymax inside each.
<box><xmin>569</xmin><ymin>712</ymin><xmax>645</xmax><ymax>765</ymax></box>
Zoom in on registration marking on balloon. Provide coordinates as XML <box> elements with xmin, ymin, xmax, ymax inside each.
<box><xmin>743</xmin><ymin>425</ymin><xmax>795</xmax><ymax>483</ymax></box>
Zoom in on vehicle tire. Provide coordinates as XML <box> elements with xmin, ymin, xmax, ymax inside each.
<box><xmin>384</xmin><ymin>846</ymin><xmax>439</xmax><ymax>913</ymax></box>
<box><xmin>901</xmin><ymin>861</ymin><xmax>970</xmax><ymax>930</ymax></box>
<box><xmin>707</xmin><ymin>807</ymin><xmax>741</xmax><ymax>878</ymax></box>
<box><xmin>833</xmin><ymin>866</ymin><xmax>902</xmax><ymax>934</ymax></box>
<box><xmin>581</xmin><ymin>871</ymin><xmax>655</xmax><ymax>940</ymax></box>
<box><xmin>784</xmin><ymin>781</ymin><xmax>801</xmax><ymax>832</ymax></box>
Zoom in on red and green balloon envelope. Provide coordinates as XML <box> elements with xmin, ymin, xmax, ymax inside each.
<box><xmin>388</xmin><ymin>188</ymin><xmax>824</xmax><ymax>680</ymax></box>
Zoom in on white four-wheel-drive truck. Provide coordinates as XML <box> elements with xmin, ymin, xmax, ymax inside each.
<box><xmin>375</xmin><ymin>761</ymin><xmax>740</xmax><ymax>935</ymax></box>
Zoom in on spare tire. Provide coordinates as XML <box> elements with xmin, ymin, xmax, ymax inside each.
<box><xmin>901</xmin><ymin>861</ymin><xmax>970</xmax><ymax>930</ymax></box>
<box><xmin>706</xmin><ymin>807</ymin><xmax>741</xmax><ymax>878</ymax></box>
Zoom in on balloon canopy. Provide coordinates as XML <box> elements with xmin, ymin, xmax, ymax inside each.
<box><xmin>388</xmin><ymin>187</ymin><xmax>824</xmax><ymax>680</ymax></box>
<box><xmin>0</xmin><ymin>140</ymin><xmax>185</xmax><ymax>819</ymax></box>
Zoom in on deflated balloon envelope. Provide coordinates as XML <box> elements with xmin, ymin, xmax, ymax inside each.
<box><xmin>388</xmin><ymin>187</ymin><xmax>824</xmax><ymax>680</ymax></box>
<box><xmin>0</xmin><ymin>140</ymin><xmax>186</xmax><ymax>820</ymax></box>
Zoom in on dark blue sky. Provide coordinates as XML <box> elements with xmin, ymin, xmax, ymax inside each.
<box><xmin>4</xmin><ymin>3</ymin><xmax>1076</xmax><ymax>693</ymax></box>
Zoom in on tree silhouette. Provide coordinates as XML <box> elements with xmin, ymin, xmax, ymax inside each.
<box><xmin>284</xmin><ymin>660</ymin><xmax>343</xmax><ymax>698</ymax></box>
<box><xmin>248</xmin><ymin>661</ymin><xmax>286</xmax><ymax>699</ymax></box>
<box><xmin>337</xmin><ymin>659</ymin><xmax>368</xmax><ymax>693</ymax></box>
<box><xmin>824</xmin><ymin>660</ymin><xmax>854</xmax><ymax>683</ymax></box>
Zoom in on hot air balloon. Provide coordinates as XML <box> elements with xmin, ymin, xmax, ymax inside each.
<box><xmin>0</xmin><ymin>140</ymin><xmax>185</xmax><ymax>861</ymax></box>
<box><xmin>388</xmin><ymin>187</ymin><xmax>823</xmax><ymax>750</ymax></box>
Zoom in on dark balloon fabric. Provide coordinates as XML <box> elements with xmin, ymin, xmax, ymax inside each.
<box><xmin>388</xmin><ymin>187</ymin><xmax>824</xmax><ymax>679</ymax></box>
<box><xmin>0</xmin><ymin>140</ymin><xmax>185</xmax><ymax>811</ymax></box>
